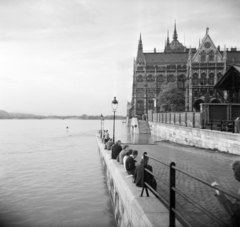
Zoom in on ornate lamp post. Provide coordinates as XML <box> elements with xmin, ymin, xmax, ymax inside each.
<box><xmin>111</xmin><ymin>97</ymin><xmax>118</xmax><ymax>144</ymax></box>
<box><xmin>100</xmin><ymin>114</ymin><xmax>103</xmax><ymax>138</ymax></box>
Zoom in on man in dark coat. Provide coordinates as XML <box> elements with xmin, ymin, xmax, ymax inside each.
<box><xmin>125</xmin><ymin>150</ymin><xmax>138</xmax><ymax>175</ymax></box>
<box><xmin>133</xmin><ymin>156</ymin><xmax>157</xmax><ymax>190</ymax></box>
<box><xmin>111</xmin><ymin>140</ymin><xmax>122</xmax><ymax>159</ymax></box>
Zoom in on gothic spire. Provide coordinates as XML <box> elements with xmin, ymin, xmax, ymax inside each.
<box><xmin>173</xmin><ymin>20</ymin><xmax>178</xmax><ymax>41</ymax></box>
<box><xmin>167</xmin><ymin>30</ymin><xmax>170</xmax><ymax>45</ymax></box>
<box><xmin>138</xmin><ymin>33</ymin><xmax>143</xmax><ymax>50</ymax></box>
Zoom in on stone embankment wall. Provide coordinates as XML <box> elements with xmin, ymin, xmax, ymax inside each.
<box><xmin>97</xmin><ymin>138</ymin><xmax>182</xmax><ymax>227</ymax></box>
<box><xmin>149</xmin><ymin>122</ymin><xmax>240</xmax><ymax>155</ymax></box>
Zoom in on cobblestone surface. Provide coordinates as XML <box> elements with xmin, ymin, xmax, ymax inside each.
<box><xmin>126</xmin><ymin>141</ymin><xmax>240</xmax><ymax>227</ymax></box>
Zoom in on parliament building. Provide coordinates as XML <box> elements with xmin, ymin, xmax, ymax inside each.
<box><xmin>130</xmin><ymin>22</ymin><xmax>240</xmax><ymax>118</ymax></box>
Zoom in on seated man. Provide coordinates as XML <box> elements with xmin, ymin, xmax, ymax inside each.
<box><xmin>133</xmin><ymin>156</ymin><xmax>157</xmax><ymax>190</ymax></box>
<box><xmin>111</xmin><ymin>140</ymin><xmax>122</xmax><ymax>159</ymax></box>
<box><xmin>123</xmin><ymin>149</ymin><xmax>133</xmax><ymax>170</ymax></box>
<box><xmin>105</xmin><ymin>138</ymin><xmax>113</xmax><ymax>150</ymax></box>
<box><xmin>214</xmin><ymin>160</ymin><xmax>240</xmax><ymax>226</ymax></box>
<box><xmin>125</xmin><ymin>150</ymin><xmax>138</xmax><ymax>175</ymax></box>
<box><xmin>117</xmin><ymin>145</ymin><xmax>129</xmax><ymax>164</ymax></box>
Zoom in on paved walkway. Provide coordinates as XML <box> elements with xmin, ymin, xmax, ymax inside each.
<box><xmin>125</xmin><ymin>140</ymin><xmax>240</xmax><ymax>227</ymax></box>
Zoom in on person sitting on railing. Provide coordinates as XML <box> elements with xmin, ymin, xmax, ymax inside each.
<box><xmin>214</xmin><ymin>160</ymin><xmax>240</xmax><ymax>227</ymax></box>
<box><xmin>111</xmin><ymin>140</ymin><xmax>122</xmax><ymax>159</ymax></box>
<box><xmin>125</xmin><ymin>150</ymin><xmax>138</xmax><ymax>175</ymax></box>
<box><xmin>123</xmin><ymin>149</ymin><xmax>133</xmax><ymax>171</ymax></box>
<box><xmin>117</xmin><ymin>145</ymin><xmax>129</xmax><ymax>164</ymax></box>
<box><xmin>105</xmin><ymin>138</ymin><xmax>113</xmax><ymax>150</ymax></box>
<box><xmin>133</xmin><ymin>156</ymin><xmax>157</xmax><ymax>190</ymax></box>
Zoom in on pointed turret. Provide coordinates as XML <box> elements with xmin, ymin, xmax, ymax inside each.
<box><xmin>136</xmin><ymin>33</ymin><xmax>145</xmax><ymax>65</ymax></box>
<box><xmin>223</xmin><ymin>45</ymin><xmax>227</xmax><ymax>73</ymax></box>
<box><xmin>188</xmin><ymin>46</ymin><xmax>192</xmax><ymax>63</ymax></box>
<box><xmin>138</xmin><ymin>33</ymin><xmax>143</xmax><ymax>50</ymax></box>
<box><xmin>167</xmin><ymin>30</ymin><xmax>170</xmax><ymax>45</ymax></box>
<box><xmin>173</xmin><ymin>20</ymin><xmax>178</xmax><ymax>41</ymax></box>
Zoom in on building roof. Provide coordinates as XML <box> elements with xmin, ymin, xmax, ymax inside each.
<box><xmin>213</xmin><ymin>64</ymin><xmax>240</xmax><ymax>90</ymax></box>
<box><xmin>226</xmin><ymin>52</ymin><xmax>240</xmax><ymax>64</ymax></box>
<box><xmin>143</xmin><ymin>52</ymin><xmax>188</xmax><ymax>65</ymax></box>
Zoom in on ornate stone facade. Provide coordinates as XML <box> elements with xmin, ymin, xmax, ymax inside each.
<box><xmin>131</xmin><ymin>24</ymin><xmax>240</xmax><ymax>117</ymax></box>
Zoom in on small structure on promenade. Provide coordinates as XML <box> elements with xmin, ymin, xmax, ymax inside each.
<box><xmin>213</xmin><ymin>64</ymin><xmax>240</xmax><ymax>103</ymax></box>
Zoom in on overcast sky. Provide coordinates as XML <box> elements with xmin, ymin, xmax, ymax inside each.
<box><xmin>0</xmin><ymin>0</ymin><xmax>239</xmax><ymax>116</ymax></box>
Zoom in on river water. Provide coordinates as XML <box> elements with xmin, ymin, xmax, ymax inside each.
<box><xmin>0</xmin><ymin>119</ymin><xmax>133</xmax><ymax>227</ymax></box>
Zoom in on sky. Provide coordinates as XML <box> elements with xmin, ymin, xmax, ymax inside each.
<box><xmin>0</xmin><ymin>0</ymin><xmax>240</xmax><ymax>116</ymax></box>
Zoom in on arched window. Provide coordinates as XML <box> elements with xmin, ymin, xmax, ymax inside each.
<box><xmin>147</xmin><ymin>74</ymin><xmax>154</xmax><ymax>82</ymax></box>
<box><xmin>200</xmin><ymin>50</ymin><xmax>206</xmax><ymax>62</ymax></box>
<box><xmin>148</xmin><ymin>100</ymin><xmax>154</xmax><ymax>110</ymax></box>
<box><xmin>178</xmin><ymin>75</ymin><xmax>186</xmax><ymax>89</ymax></box>
<box><xmin>137</xmin><ymin>100</ymin><xmax>143</xmax><ymax>109</ymax></box>
<box><xmin>209</xmin><ymin>50</ymin><xmax>214</xmax><ymax>61</ymax></box>
<box><xmin>192</xmin><ymin>73</ymin><xmax>198</xmax><ymax>86</ymax></box>
<box><xmin>200</xmin><ymin>73</ymin><xmax>207</xmax><ymax>85</ymax></box>
<box><xmin>208</xmin><ymin>73</ymin><xmax>214</xmax><ymax>85</ymax></box>
<box><xmin>136</xmin><ymin>75</ymin><xmax>143</xmax><ymax>82</ymax></box>
<box><xmin>157</xmin><ymin>75</ymin><xmax>165</xmax><ymax>82</ymax></box>
<box><xmin>167</xmin><ymin>74</ymin><xmax>175</xmax><ymax>82</ymax></box>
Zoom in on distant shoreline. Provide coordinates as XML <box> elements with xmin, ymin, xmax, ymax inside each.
<box><xmin>0</xmin><ymin>110</ymin><xmax>126</xmax><ymax>120</ymax></box>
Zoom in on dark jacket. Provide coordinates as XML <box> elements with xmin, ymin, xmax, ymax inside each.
<box><xmin>125</xmin><ymin>156</ymin><xmax>136</xmax><ymax>175</ymax></box>
<box><xmin>133</xmin><ymin>162</ymin><xmax>156</xmax><ymax>190</ymax></box>
<box><xmin>111</xmin><ymin>144</ymin><xmax>122</xmax><ymax>159</ymax></box>
<box><xmin>215</xmin><ymin>193</ymin><xmax>240</xmax><ymax>227</ymax></box>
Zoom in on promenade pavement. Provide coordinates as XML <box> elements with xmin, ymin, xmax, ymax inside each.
<box><xmin>124</xmin><ymin>140</ymin><xmax>240</xmax><ymax>227</ymax></box>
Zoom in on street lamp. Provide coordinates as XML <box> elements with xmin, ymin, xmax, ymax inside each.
<box><xmin>100</xmin><ymin>114</ymin><xmax>103</xmax><ymax>138</ymax></box>
<box><xmin>111</xmin><ymin>97</ymin><xmax>118</xmax><ymax>144</ymax></box>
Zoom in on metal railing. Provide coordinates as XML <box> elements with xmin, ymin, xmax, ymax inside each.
<box><xmin>202</xmin><ymin>119</ymin><xmax>235</xmax><ymax>133</ymax></box>
<box><xmin>140</xmin><ymin>152</ymin><xmax>240</xmax><ymax>227</ymax></box>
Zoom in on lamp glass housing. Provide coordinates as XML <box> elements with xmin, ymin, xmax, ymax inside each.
<box><xmin>111</xmin><ymin>97</ymin><xmax>118</xmax><ymax>111</ymax></box>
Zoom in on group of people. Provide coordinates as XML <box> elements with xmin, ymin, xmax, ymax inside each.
<box><xmin>107</xmin><ymin>139</ymin><xmax>157</xmax><ymax>190</ymax></box>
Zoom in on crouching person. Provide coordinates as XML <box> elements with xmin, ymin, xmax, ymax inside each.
<box><xmin>133</xmin><ymin>155</ymin><xmax>157</xmax><ymax>190</ymax></box>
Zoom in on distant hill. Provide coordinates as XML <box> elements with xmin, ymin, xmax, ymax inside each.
<box><xmin>0</xmin><ymin>110</ymin><xmax>11</xmax><ymax>118</ymax></box>
<box><xmin>0</xmin><ymin>110</ymin><xmax>44</xmax><ymax>119</ymax></box>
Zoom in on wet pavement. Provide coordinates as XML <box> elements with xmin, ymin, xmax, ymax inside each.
<box><xmin>121</xmin><ymin>132</ymin><xmax>240</xmax><ymax>227</ymax></box>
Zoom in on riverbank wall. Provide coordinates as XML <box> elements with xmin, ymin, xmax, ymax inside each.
<box><xmin>149</xmin><ymin>122</ymin><xmax>240</xmax><ymax>155</ymax></box>
<box><xmin>97</xmin><ymin>138</ymin><xmax>182</xmax><ymax>227</ymax></box>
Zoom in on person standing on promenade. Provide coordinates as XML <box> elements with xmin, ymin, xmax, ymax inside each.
<box><xmin>125</xmin><ymin>150</ymin><xmax>138</xmax><ymax>175</ymax></box>
<box><xmin>117</xmin><ymin>145</ymin><xmax>129</xmax><ymax>164</ymax></box>
<box><xmin>104</xmin><ymin>130</ymin><xmax>110</xmax><ymax>143</ymax></box>
<box><xmin>214</xmin><ymin>160</ymin><xmax>240</xmax><ymax>227</ymax></box>
<box><xmin>133</xmin><ymin>156</ymin><xmax>157</xmax><ymax>190</ymax></box>
<box><xmin>102</xmin><ymin>130</ymin><xmax>106</xmax><ymax>143</ymax></box>
<box><xmin>111</xmin><ymin>140</ymin><xmax>122</xmax><ymax>159</ymax></box>
<box><xmin>123</xmin><ymin>149</ymin><xmax>133</xmax><ymax>171</ymax></box>
<box><xmin>234</xmin><ymin>117</ymin><xmax>240</xmax><ymax>133</ymax></box>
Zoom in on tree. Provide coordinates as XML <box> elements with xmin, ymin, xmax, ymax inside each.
<box><xmin>157</xmin><ymin>81</ymin><xmax>185</xmax><ymax>111</ymax></box>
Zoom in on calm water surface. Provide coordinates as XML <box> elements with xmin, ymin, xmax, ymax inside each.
<box><xmin>0</xmin><ymin>119</ymin><xmax>130</xmax><ymax>227</ymax></box>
